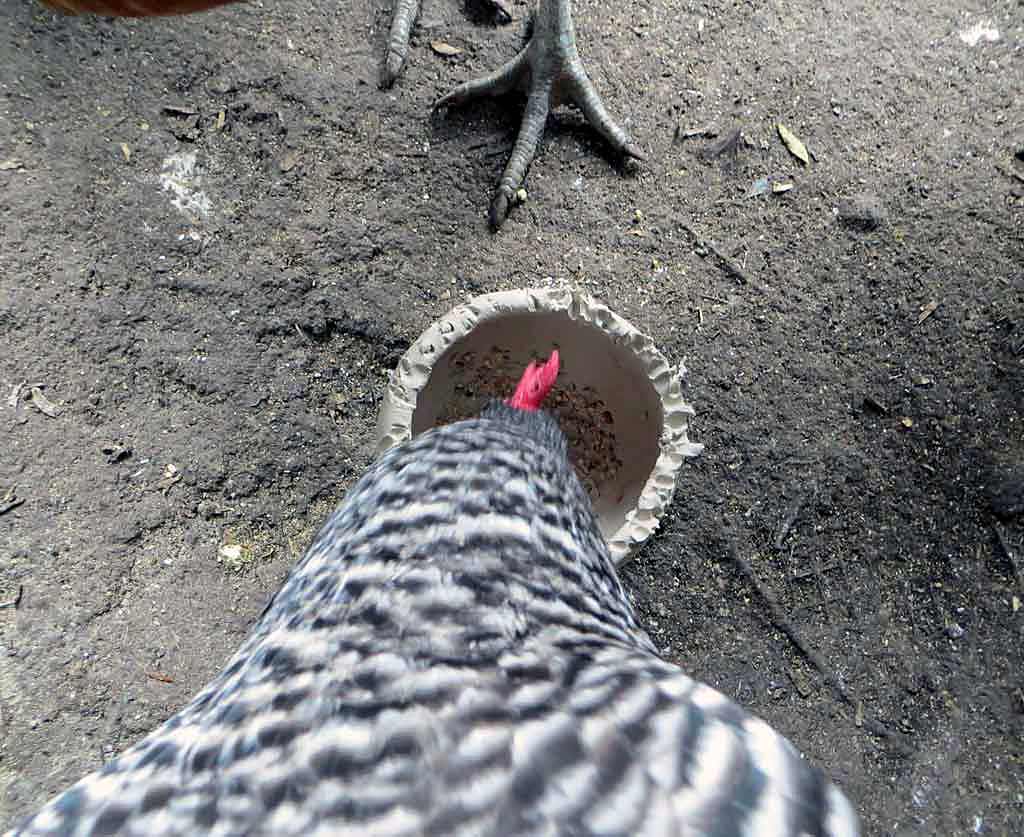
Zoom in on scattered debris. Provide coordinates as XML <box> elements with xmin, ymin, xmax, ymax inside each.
<box><xmin>160</xmin><ymin>151</ymin><xmax>212</xmax><ymax>220</ymax></box>
<box><xmin>747</xmin><ymin>177</ymin><xmax>771</xmax><ymax>198</ymax></box>
<box><xmin>119</xmin><ymin>143</ymin><xmax>131</xmax><ymax>163</ymax></box>
<box><xmin>169</xmin><ymin>113</ymin><xmax>202</xmax><ymax>142</ymax></box>
<box><xmin>996</xmin><ymin>163</ymin><xmax>1024</xmax><ymax>184</ymax></box>
<box><xmin>837</xmin><ymin>194</ymin><xmax>887</xmax><ymax>230</ymax></box>
<box><xmin>162</xmin><ymin>103</ymin><xmax>199</xmax><ymax>117</ymax></box>
<box><xmin>990</xmin><ymin>469</ymin><xmax>1024</xmax><ymax>520</ymax></box>
<box><xmin>916</xmin><ymin>300</ymin><xmax>940</xmax><ymax>325</ymax></box>
<box><xmin>994</xmin><ymin>524</ymin><xmax>1023</xmax><ymax>592</ymax></box>
<box><xmin>154</xmin><ymin>464</ymin><xmax>182</xmax><ymax>494</ymax></box>
<box><xmin>146</xmin><ymin>671</ymin><xmax>175</xmax><ymax>683</ymax></box>
<box><xmin>777</xmin><ymin>123</ymin><xmax>809</xmax><ymax>165</ymax></box>
<box><xmin>863</xmin><ymin>395</ymin><xmax>889</xmax><ymax>415</ymax></box>
<box><xmin>7</xmin><ymin>381</ymin><xmax>25</xmax><ymax>408</ymax></box>
<box><xmin>100</xmin><ymin>441</ymin><xmax>131</xmax><ymax>464</ymax></box>
<box><xmin>0</xmin><ymin>159</ymin><xmax>25</xmax><ymax>172</ymax></box>
<box><xmin>0</xmin><ymin>586</ymin><xmax>23</xmax><ymax>610</ymax></box>
<box><xmin>430</xmin><ymin>41</ymin><xmax>463</xmax><ymax>57</ymax></box>
<box><xmin>900</xmin><ymin>417</ymin><xmax>915</xmax><ymax>428</ymax></box>
<box><xmin>701</xmin><ymin>128</ymin><xmax>742</xmax><ymax>163</ymax></box>
<box><xmin>28</xmin><ymin>386</ymin><xmax>61</xmax><ymax>418</ymax></box>
<box><xmin>788</xmin><ymin>666</ymin><xmax>814</xmax><ymax>698</ymax></box>
<box><xmin>218</xmin><ymin>542</ymin><xmax>248</xmax><ymax>567</ymax></box>
<box><xmin>673</xmin><ymin>125</ymin><xmax>716</xmax><ymax>144</ymax></box>
<box><xmin>278</xmin><ymin>150</ymin><xmax>300</xmax><ymax>173</ymax></box>
<box><xmin>0</xmin><ymin>487</ymin><xmax>25</xmax><ymax>516</ymax></box>
<box><xmin>774</xmin><ymin>483</ymin><xmax>818</xmax><ymax>550</ymax></box>
<box><xmin>747</xmin><ymin>177</ymin><xmax>794</xmax><ymax>198</ymax></box>
<box><xmin>944</xmin><ymin>622</ymin><xmax>965</xmax><ymax>640</ymax></box>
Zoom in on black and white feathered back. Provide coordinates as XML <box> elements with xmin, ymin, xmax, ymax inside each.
<box><xmin>9</xmin><ymin>403</ymin><xmax>859</xmax><ymax>837</ymax></box>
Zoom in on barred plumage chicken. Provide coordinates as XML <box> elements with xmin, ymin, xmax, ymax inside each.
<box><xmin>36</xmin><ymin>0</ymin><xmax>641</xmax><ymax>229</ymax></box>
<box><xmin>8</xmin><ymin>353</ymin><xmax>859</xmax><ymax>836</ymax></box>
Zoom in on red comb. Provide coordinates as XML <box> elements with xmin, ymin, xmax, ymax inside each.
<box><xmin>505</xmin><ymin>350</ymin><xmax>560</xmax><ymax>411</ymax></box>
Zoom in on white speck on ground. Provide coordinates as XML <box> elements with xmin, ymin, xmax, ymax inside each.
<box><xmin>959</xmin><ymin>20</ymin><xmax>999</xmax><ymax>47</ymax></box>
<box><xmin>159</xmin><ymin>151</ymin><xmax>212</xmax><ymax>220</ymax></box>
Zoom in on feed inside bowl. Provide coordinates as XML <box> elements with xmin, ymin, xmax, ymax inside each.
<box><xmin>375</xmin><ymin>288</ymin><xmax>703</xmax><ymax>563</ymax></box>
<box><xmin>410</xmin><ymin>310</ymin><xmax>663</xmax><ymax>540</ymax></box>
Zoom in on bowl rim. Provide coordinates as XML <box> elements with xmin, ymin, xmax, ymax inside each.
<box><xmin>374</xmin><ymin>288</ymin><xmax>703</xmax><ymax>564</ymax></box>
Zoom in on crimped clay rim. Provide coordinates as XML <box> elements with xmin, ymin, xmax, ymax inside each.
<box><xmin>374</xmin><ymin>288</ymin><xmax>703</xmax><ymax>564</ymax></box>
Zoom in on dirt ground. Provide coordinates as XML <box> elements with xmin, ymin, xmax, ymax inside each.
<box><xmin>1</xmin><ymin>0</ymin><xmax>1022</xmax><ymax>832</ymax></box>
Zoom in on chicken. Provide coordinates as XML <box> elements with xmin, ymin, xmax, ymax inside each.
<box><xmin>8</xmin><ymin>352</ymin><xmax>860</xmax><ymax>836</ymax></box>
<box><xmin>38</xmin><ymin>0</ymin><xmax>641</xmax><ymax>229</ymax></box>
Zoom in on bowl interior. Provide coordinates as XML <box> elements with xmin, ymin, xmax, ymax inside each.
<box><xmin>410</xmin><ymin>310</ymin><xmax>663</xmax><ymax>538</ymax></box>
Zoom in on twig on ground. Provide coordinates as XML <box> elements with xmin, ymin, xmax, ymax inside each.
<box><xmin>0</xmin><ymin>497</ymin><xmax>24</xmax><ymax>516</ymax></box>
<box><xmin>728</xmin><ymin>543</ymin><xmax>853</xmax><ymax>707</ymax></box>
<box><xmin>680</xmin><ymin>223</ymin><xmax>756</xmax><ymax>288</ymax></box>
<box><xmin>994</xmin><ymin>524</ymin><xmax>1022</xmax><ymax>592</ymax></box>
<box><xmin>774</xmin><ymin>482</ymin><xmax>817</xmax><ymax>550</ymax></box>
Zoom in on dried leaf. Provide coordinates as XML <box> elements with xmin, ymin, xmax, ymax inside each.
<box><xmin>29</xmin><ymin>387</ymin><xmax>61</xmax><ymax>418</ymax></box>
<box><xmin>430</xmin><ymin>41</ymin><xmax>462</xmax><ymax>57</ymax></box>
<box><xmin>146</xmin><ymin>671</ymin><xmax>175</xmax><ymax>683</ymax></box>
<box><xmin>120</xmin><ymin>143</ymin><xmax>132</xmax><ymax>162</ymax></box>
<box><xmin>916</xmin><ymin>300</ymin><xmax>939</xmax><ymax>325</ymax></box>
<box><xmin>900</xmin><ymin>417</ymin><xmax>914</xmax><ymax>428</ymax></box>
<box><xmin>777</xmin><ymin>123</ymin><xmax>810</xmax><ymax>165</ymax></box>
<box><xmin>155</xmin><ymin>463</ymin><xmax>181</xmax><ymax>493</ymax></box>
